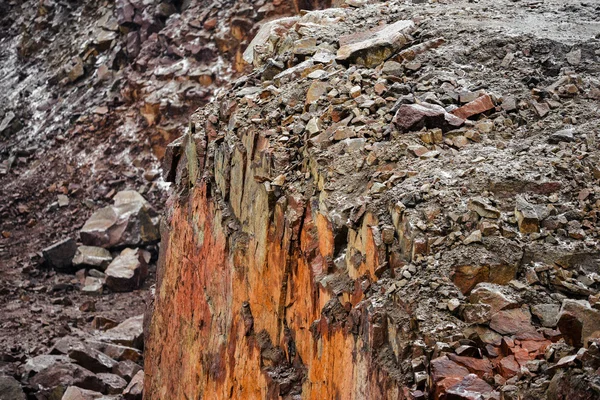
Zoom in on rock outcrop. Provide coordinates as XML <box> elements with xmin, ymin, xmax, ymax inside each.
<box><xmin>146</xmin><ymin>1</ymin><xmax>600</xmax><ymax>399</ymax></box>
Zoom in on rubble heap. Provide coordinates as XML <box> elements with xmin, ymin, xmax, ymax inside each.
<box><xmin>146</xmin><ymin>1</ymin><xmax>600</xmax><ymax>399</ymax></box>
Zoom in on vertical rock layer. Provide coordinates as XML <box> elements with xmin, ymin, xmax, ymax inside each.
<box><xmin>146</xmin><ymin>1</ymin><xmax>600</xmax><ymax>399</ymax></box>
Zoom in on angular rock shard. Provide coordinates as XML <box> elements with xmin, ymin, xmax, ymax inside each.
<box><xmin>80</xmin><ymin>191</ymin><xmax>159</xmax><ymax>249</ymax></box>
<box><xmin>104</xmin><ymin>248</ymin><xmax>148</xmax><ymax>292</ymax></box>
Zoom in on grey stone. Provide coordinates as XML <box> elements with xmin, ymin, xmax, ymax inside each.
<box><xmin>104</xmin><ymin>248</ymin><xmax>148</xmax><ymax>292</ymax></box>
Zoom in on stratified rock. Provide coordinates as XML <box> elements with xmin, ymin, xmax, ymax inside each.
<box><xmin>86</xmin><ymin>340</ymin><xmax>141</xmax><ymax>362</ymax></box>
<box><xmin>531</xmin><ymin>304</ymin><xmax>560</xmax><ymax>328</ymax></box>
<box><xmin>337</xmin><ymin>20</ymin><xmax>415</xmax><ymax>67</ymax></box>
<box><xmin>468</xmin><ymin>197</ymin><xmax>501</xmax><ymax>219</ymax></box>
<box><xmin>469</xmin><ymin>283</ymin><xmax>518</xmax><ymax>314</ymax></box>
<box><xmin>393</xmin><ymin>103</ymin><xmax>445</xmax><ymax>132</ymax></box>
<box><xmin>104</xmin><ymin>248</ymin><xmax>148</xmax><ymax>292</ymax></box>
<box><xmin>80</xmin><ymin>190</ymin><xmax>159</xmax><ymax>249</ymax></box>
<box><xmin>43</xmin><ymin>238</ymin><xmax>78</xmax><ymax>271</ymax></box>
<box><xmin>122</xmin><ymin>370</ymin><xmax>143</xmax><ymax>400</ymax></box>
<box><xmin>82</xmin><ymin>276</ymin><xmax>104</xmax><ymax>295</ymax></box>
<box><xmin>0</xmin><ymin>375</ymin><xmax>26</xmax><ymax>400</ymax></box>
<box><xmin>73</xmin><ymin>246</ymin><xmax>113</xmax><ymax>271</ymax></box>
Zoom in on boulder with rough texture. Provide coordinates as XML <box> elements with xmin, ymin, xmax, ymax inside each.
<box><xmin>80</xmin><ymin>191</ymin><xmax>159</xmax><ymax>249</ymax></box>
<box><xmin>104</xmin><ymin>248</ymin><xmax>148</xmax><ymax>292</ymax></box>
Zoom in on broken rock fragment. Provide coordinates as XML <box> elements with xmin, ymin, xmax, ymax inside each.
<box><xmin>104</xmin><ymin>248</ymin><xmax>148</xmax><ymax>292</ymax></box>
<box><xmin>43</xmin><ymin>238</ymin><xmax>78</xmax><ymax>271</ymax></box>
<box><xmin>557</xmin><ymin>300</ymin><xmax>600</xmax><ymax>348</ymax></box>
<box><xmin>123</xmin><ymin>370</ymin><xmax>144</xmax><ymax>400</ymax></box>
<box><xmin>515</xmin><ymin>196</ymin><xmax>540</xmax><ymax>234</ymax></box>
<box><xmin>451</xmin><ymin>94</ymin><xmax>495</xmax><ymax>120</ymax></box>
<box><xmin>337</xmin><ymin>20</ymin><xmax>414</xmax><ymax>67</ymax></box>
<box><xmin>80</xmin><ymin>190</ymin><xmax>159</xmax><ymax>248</ymax></box>
<box><xmin>393</xmin><ymin>103</ymin><xmax>463</xmax><ymax>132</ymax></box>
<box><xmin>73</xmin><ymin>246</ymin><xmax>113</xmax><ymax>270</ymax></box>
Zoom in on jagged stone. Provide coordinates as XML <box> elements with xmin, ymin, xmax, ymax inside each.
<box><xmin>336</xmin><ymin>20</ymin><xmax>414</xmax><ymax>67</ymax></box>
<box><xmin>73</xmin><ymin>246</ymin><xmax>113</xmax><ymax>270</ymax></box>
<box><xmin>99</xmin><ymin>315</ymin><xmax>144</xmax><ymax>349</ymax></box>
<box><xmin>104</xmin><ymin>248</ymin><xmax>148</xmax><ymax>292</ymax></box>
<box><xmin>122</xmin><ymin>370</ymin><xmax>144</xmax><ymax>400</ymax></box>
<box><xmin>557</xmin><ymin>300</ymin><xmax>600</xmax><ymax>348</ymax></box>
<box><xmin>43</xmin><ymin>238</ymin><xmax>78</xmax><ymax>271</ymax></box>
<box><xmin>80</xmin><ymin>191</ymin><xmax>159</xmax><ymax>249</ymax></box>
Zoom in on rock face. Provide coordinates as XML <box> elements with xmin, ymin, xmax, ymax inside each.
<box><xmin>145</xmin><ymin>2</ymin><xmax>600</xmax><ymax>399</ymax></box>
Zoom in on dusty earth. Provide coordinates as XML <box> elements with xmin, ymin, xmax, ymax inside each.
<box><xmin>0</xmin><ymin>0</ymin><xmax>599</xmax><ymax>399</ymax></box>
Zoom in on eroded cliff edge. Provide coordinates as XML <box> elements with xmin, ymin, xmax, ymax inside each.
<box><xmin>145</xmin><ymin>1</ymin><xmax>600</xmax><ymax>399</ymax></box>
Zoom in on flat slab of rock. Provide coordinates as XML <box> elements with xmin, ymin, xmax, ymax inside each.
<box><xmin>43</xmin><ymin>238</ymin><xmax>78</xmax><ymax>271</ymax></box>
<box><xmin>73</xmin><ymin>246</ymin><xmax>113</xmax><ymax>270</ymax></box>
<box><xmin>104</xmin><ymin>248</ymin><xmax>148</xmax><ymax>292</ymax></box>
<box><xmin>337</xmin><ymin>20</ymin><xmax>415</xmax><ymax>67</ymax></box>
<box><xmin>80</xmin><ymin>190</ymin><xmax>159</xmax><ymax>249</ymax></box>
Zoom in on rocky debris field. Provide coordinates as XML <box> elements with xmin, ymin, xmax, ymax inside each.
<box><xmin>147</xmin><ymin>0</ymin><xmax>600</xmax><ymax>399</ymax></box>
<box><xmin>0</xmin><ymin>0</ymin><xmax>331</xmax><ymax>398</ymax></box>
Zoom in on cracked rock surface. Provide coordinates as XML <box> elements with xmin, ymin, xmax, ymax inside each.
<box><xmin>146</xmin><ymin>0</ymin><xmax>600</xmax><ymax>399</ymax></box>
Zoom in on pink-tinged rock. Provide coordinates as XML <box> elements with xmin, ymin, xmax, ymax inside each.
<box><xmin>452</xmin><ymin>94</ymin><xmax>495</xmax><ymax>120</ymax></box>
<box><xmin>393</xmin><ymin>103</ymin><xmax>445</xmax><ymax>132</ymax></box>
<box><xmin>447</xmin><ymin>354</ymin><xmax>494</xmax><ymax>379</ymax></box>
<box><xmin>431</xmin><ymin>356</ymin><xmax>470</xmax><ymax>384</ymax></box>
<box><xmin>498</xmin><ymin>355</ymin><xmax>520</xmax><ymax>379</ymax></box>
<box><xmin>445</xmin><ymin>373</ymin><xmax>497</xmax><ymax>400</ymax></box>
<box><xmin>489</xmin><ymin>307</ymin><xmax>535</xmax><ymax>335</ymax></box>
